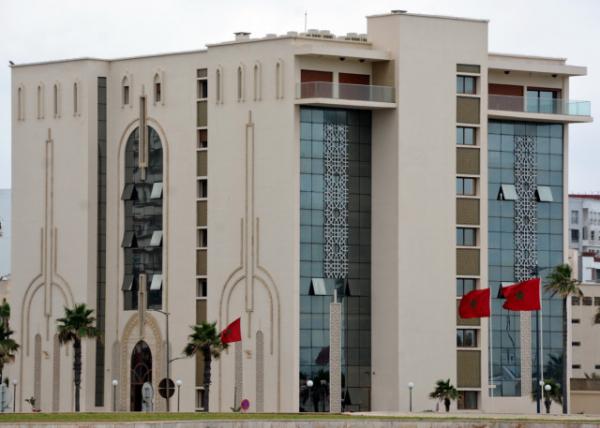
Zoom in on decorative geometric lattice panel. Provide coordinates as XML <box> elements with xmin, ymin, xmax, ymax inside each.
<box><xmin>514</xmin><ymin>135</ymin><xmax>538</xmax><ymax>281</ymax></box>
<box><xmin>324</xmin><ymin>123</ymin><xmax>349</xmax><ymax>279</ymax></box>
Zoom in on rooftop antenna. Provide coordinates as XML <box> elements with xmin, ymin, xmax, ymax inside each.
<box><xmin>304</xmin><ymin>11</ymin><xmax>307</xmax><ymax>32</ymax></box>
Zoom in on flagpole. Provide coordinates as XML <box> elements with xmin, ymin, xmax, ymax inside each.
<box><xmin>536</xmin><ymin>278</ymin><xmax>544</xmax><ymax>414</ymax></box>
<box><xmin>489</xmin><ymin>306</ymin><xmax>494</xmax><ymax>398</ymax></box>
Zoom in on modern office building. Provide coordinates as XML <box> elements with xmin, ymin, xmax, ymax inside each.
<box><xmin>569</xmin><ymin>194</ymin><xmax>600</xmax><ymax>256</ymax></box>
<box><xmin>9</xmin><ymin>11</ymin><xmax>592</xmax><ymax>413</ymax></box>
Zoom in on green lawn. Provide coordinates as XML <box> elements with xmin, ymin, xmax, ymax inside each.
<box><xmin>0</xmin><ymin>412</ymin><xmax>600</xmax><ymax>424</ymax></box>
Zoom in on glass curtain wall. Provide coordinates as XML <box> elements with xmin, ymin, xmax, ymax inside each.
<box><xmin>299</xmin><ymin>107</ymin><xmax>371</xmax><ymax>412</ymax></box>
<box><xmin>488</xmin><ymin>120</ymin><xmax>564</xmax><ymax>396</ymax></box>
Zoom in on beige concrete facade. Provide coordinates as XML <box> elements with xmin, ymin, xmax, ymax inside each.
<box><xmin>8</xmin><ymin>11</ymin><xmax>591</xmax><ymax>414</ymax></box>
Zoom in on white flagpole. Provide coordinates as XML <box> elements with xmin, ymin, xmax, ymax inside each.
<box><xmin>539</xmin><ymin>279</ymin><xmax>544</xmax><ymax>392</ymax></box>
<box><xmin>489</xmin><ymin>307</ymin><xmax>494</xmax><ymax>397</ymax></box>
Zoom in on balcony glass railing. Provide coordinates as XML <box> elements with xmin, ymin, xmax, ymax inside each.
<box><xmin>489</xmin><ymin>94</ymin><xmax>591</xmax><ymax>116</ymax></box>
<box><xmin>297</xmin><ymin>81</ymin><xmax>395</xmax><ymax>103</ymax></box>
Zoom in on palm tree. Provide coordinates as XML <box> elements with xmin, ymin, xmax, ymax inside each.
<box><xmin>429</xmin><ymin>379</ymin><xmax>458</xmax><ymax>412</ymax></box>
<box><xmin>545</xmin><ymin>263</ymin><xmax>583</xmax><ymax>414</ymax></box>
<box><xmin>0</xmin><ymin>299</ymin><xmax>19</xmax><ymax>382</ymax></box>
<box><xmin>56</xmin><ymin>304</ymin><xmax>100</xmax><ymax>412</ymax></box>
<box><xmin>182</xmin><ymin>322</ymin><xmax>227</xmax><ymax>412</ymax></box>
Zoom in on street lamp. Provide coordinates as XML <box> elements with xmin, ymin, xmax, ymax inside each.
<box><xmin>407</xmin><ymin>382</ymin><xmax>414</xmax><ymax>412</ymax></box>
<box><xmin>176</xmin><ymin>379</ymin><xmax>182</xmax><ymax>412</ymax></box>
<box><xmin>112</xmin><ymin>379</ymin><xmax>119</xmax><ymax>412</ymax></box>
<box><xmin>12</xmin><ymin>380</ymin><xmax>17</xmax><ymax>413</ymax></box>
<box><xmin>150</xmin><ymin>309</ymin><xmax>171</xmax><ymax>411</ymax></box>
<box><xmin>544</xmin><ymin>383</ymin><xmax>552</xmax><ymax>414</ymax></box>
<box><xmin>306</xmin><ymin>380</ymin><xmax>314</xmax><ymax>412</ymax></box>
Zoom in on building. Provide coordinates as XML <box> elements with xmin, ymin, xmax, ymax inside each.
<box><xmin>8</xmin><ymin>11</ymin><xmax>592</xmax><ymax>413</ymax></box>
<box><xmin>569</xmin><ymin>195</ymin><xmax>600</xmax><ymax>257</ymax></box>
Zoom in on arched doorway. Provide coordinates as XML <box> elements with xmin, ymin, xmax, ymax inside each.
<box><xmin>130</xmin><ymin>340</ymin><xmax>152</xmax><ymax>411</ymax></box>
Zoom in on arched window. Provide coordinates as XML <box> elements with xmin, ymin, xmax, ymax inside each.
<box><xmin>37</xmin><ymin>84</ymin><xmax>44</xmax><ymax>119</ymax></box>
<box><xmin>53</xmin><ymin>83</ymin><xmax>60</xmax><ymax>118</ymax></box>
<box><xmin>17</xmin><ymin>86</ymin><xmax>23</xmax><ymax>120</ymax></box>
<box><xmin>122</xmin><ymin>76</ymin><xmax>130</xmax><ymax>106</ymax></box>
<box><xmin>276</xmin><ymin>60</ymin><xmax>284</xmax><ymax>99</ymax></box>
<box><xmin>253</xmin><ymin>63</ymin><xmax>261</xmax><ymax>101</ymax></box>
<box><xmin>122</xmin><ymin>126</ymin><xmax>164</xmax><ymax>311</ymax></box>
<box><xmin>237</xmin><ymin>65</ymin><xmax>244</xmax><ymax>102</ymax></box>
<box><xmin>73</xmin><ymin>82</ymin><xmax>79</xmax><ymax>115</ymax></box>
<box><xmin>153</xmin><ymin>73</ymin><xmax>162</xmax><ymax>104</ymax></box>
<box><xmin>215</xmin><ymin>67</ymin><xmax>222</xmax><ymax>104</ymax></box>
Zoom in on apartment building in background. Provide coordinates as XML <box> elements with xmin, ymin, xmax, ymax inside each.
<box><xmin>8</xmin><ymin>11</ymin><xmax>592</xmax><ymax>413</ymax></box>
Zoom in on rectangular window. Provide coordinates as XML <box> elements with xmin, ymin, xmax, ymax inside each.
<box><xmin>457</xmin><ymin>76</ymin><xmax>476</xmax><ymax>94</ymax></box>
<box><xmin>572</xmin><ymin>341</ymin><xmax>581</xmax><ymax>346</ymax></box>
<box><xmin>572</xmin><ymin>364</ymin><xmax>581</xmax><ymax>369</ymax></box>
<box><xmin>197</xmin><ymin>179</ymin><xmax>208</xmax><ymax>198</ymax></box>
<box><xmin>457</xmin><ymin>329</ymin><xmax>478</xmax><ymax>347</ymax></box>
<box><xmin>197</xmin><ymin>68</ymin><xmax>207</xmax><ymax>79</ymax></box>
<box><xmin>197</xmin><ymin>129</ymin><xmax>208</xmax><ymax>149</ymax></box>
<box><xmin>594</xmin><ymin>297</ymin><xmax>600</xmax><ymax>306</ymax></box>
<box><xmin>527</xmin><ymin>89</ymin><xmax>560</xmax><ymax>114</ymax></box>
<box><xmin>571</xmin><ymin>210</ymin><xmax>579</xmax><ymax>225</ymax></box>
<box><xmin>457</xmin><ymin>177</ymin><xmax>476</xmax><ymax>196</ymax></box>
<box><xmin>572</xmin><ymin>318</ymin><xmax>580</xmax><ymax>324</ymax></box>
<box><xmin>571</xmin><ymin>229</ymin><xmax>580</xmax><ymax>243</ymax></box>
<box><xmin>197</xmin><ymin>80</ymin><xmax>208</xmax><ymax>99</ymax></box>
<box><xmin>123</xmin><ymin>85</ymin><xmax>130</xmax><ymax>105</ymax></box>
<box><xmin>583</xmin><ymin>297</ymin><xmax>593</xmax><ymax>306</ymax></box>
<box><xmin>457</xmin><ymin>391</ymin><xmax>478</xmax><ymax>410</ymax></box>
<box><xmin>196</xmin><ymin>278</ymin><xmax>207</xmax><ymax>298</ymax></box>
<box><xmin>456</xmin><ymin>127</ymin><xmax>476</xmax><ymax>146</ymax></box>
<box><xmin>456</xmin><ymin>278</ymin><xmax>477</xmax><ymax>297</ymax></box>
<box><xmin>197</xmin><ymin>228</ymin><xmax>207</xmax><ymax>248</ymax></box>
<box><xmin>595</xmin><ymin>365</ymin><xmax>600</xmax><ymax>370</ymax></box>
<box><xmin>154</xmin><ymin>83</ymin><xmax>161</xmax><ymax>103</ymax></box>
<box><xmin>457</xmin><ymin>227</ymin><xmax>477</xmax><ymax>246</ymax></box>
<box><xmin>572</xmin><ymin>296</ymin><xmax>581</xmax><ymax>305</ymax></box>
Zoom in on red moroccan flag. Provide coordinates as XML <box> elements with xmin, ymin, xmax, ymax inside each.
<box><xmin>501</xmin><ymin>278</ymin><xmax>541</xmax><ymax>311</ymax></box>
<box><xmin>459</xmin><ymin>288</ymin><xmax>490</xmax><ymax>319</ymax></box>
<box><xmin>220</xmin><ymin>317</ymin><xmax>241</xmax><ymax>344</ymax></box>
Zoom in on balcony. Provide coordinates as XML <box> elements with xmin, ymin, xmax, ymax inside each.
<box><xmin>295</xmin><ymin>81</ymin><xmax>396</xmax><ymax>109</ymax></box>
<box><xmin>488</xmin><ymin>94</ymin><xmax>592</xmax><ymax>123</ymax></box>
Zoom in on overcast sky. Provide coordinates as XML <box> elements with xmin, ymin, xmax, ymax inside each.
<box><xmin>0</xmin><ymin>0</ymin><xmax>598</xmax><ymax>192</ymax></box>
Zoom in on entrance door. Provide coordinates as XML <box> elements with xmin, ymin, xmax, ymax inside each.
<box><xmin>130</xmin><ymin>341</ymin><xmax>152</xmax><ymax>411</ymax></box>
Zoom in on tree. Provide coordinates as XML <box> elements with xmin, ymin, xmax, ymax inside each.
<box><xmin>0</xmin><ymin>299</ymin><xmax>19</xmax><ymax>382</ymax></box>
<box><xmin>56</xmin><ymin>304</ymin><xmax>100</xmax><ymax>412</ymax></box>
<box><xmin>545</xmin><ymin>263</ymin><xmax>583</xmax><ymax>414</ymax></box>
<box><xmin>429</xmin><ymin>379</ymin><xmax>458</xmax><ymax>412</ymax></box>
<box><xmin>182</xmin><ymin>322</ymin><xmax>227</xmax><ymax>412</ymax></box>
<box><xmin>595</xmin><ymin>307</ymin><xmax>600</xmax><ymax>325</ymax></box>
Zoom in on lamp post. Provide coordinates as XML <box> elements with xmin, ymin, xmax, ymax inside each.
<box><xmin>112</xmin><ymin>379</ymin><xmax>118</xmax><ymax>412</ymax></box>
<box><xmin>544</xmin><ymin>383</ymin><xmax>552</xmax><ymax>414</ymax></box>
<box><xmin>151</xmin><ymin>309</ymin><xmax>171</xmax><ymax>411</ymax></box>
<box><xmin>407</xmin><ymin>382</ymin><xmax>414</xmax><ymax>412</ymax></box>
<box><xmin>12</xmin><ymin>380</ymin><xmax>17</xmax><ymax>413</ymax></box>
<box><xmin>306</xmin><ymin>380</ymin><xmax>314</xmax><ymax>412</ymax></box>
<box><xmin>176</xmin><ymin>379</ymin><xmax>182</xmax><ymax>412</ymax></box>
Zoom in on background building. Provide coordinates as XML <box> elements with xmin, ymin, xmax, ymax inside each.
<box><xmin>8</xmin><ymin>11</ymin><xmax>592</xmax><ymax>413</ymax></box>
<box><xmin>569</xmin><ymin>195</ymin><xmax>600</xmax><ymax>255</ymax></box>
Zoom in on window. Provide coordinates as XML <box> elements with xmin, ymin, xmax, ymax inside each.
<box><xmin>73</xmin><ymin>82</ymin><xmax>79</xmax><ymax>115</ymax></box>
<box><xmin>197</xmin><ymin>80</ymin><xmax>208</xmax><ymax>99</ymax></box>
<box><xmin>571</xmin><ymin>210</ymin><xmax>579</xmax><ymax>225</ymax></box>
<box><xmin>498</xmin><ymin>184</ymin><xmax>518</xmax><ymax>201</ymax></box>
<box><xmin>583</xmin><ymin>297</ymin><xmax>593</xmax><ymax>306</ymax></box>
<box><xmin>197</xmin><ymin>229</ymin><xmax>207</xmax><ymax>248</ymax></box>
<box><xmin>153</xmin><ymin>73</ymin><xmax>162</xmax><ymax>103</ymax></box>
<box><xmin>215</xmin><ymin>67</ymin><xmax>222</xmax><ymax>104</ymax></box>
<box><xmin>457</xmin><ymin>227</ymin><xmax>477</xmax><ymax>246</ymax></box>
<box><xmin>594</xmin><ymin>297</ymin><xmax>600</xmax><ymax>306</ymax></box>
<box><xmin>276</xmin><ymin>60</ymin><xmax>283</xmax><ymax>99</ymax></box>
<box><xmin>527</xmin><ymin>89</ymin><xmax>559</xmax><ymax>114</ymax></box>
<box><xmin>456</xmin><ymin>177</ymin><xmax>476</xmax><ymax>196</ymax></box>
<box><xmin>17</xmin><ymin>86</ymin><xmax>24</xmax><ymax>120</ymax></box>
<box><xmin>572</xmin><ymin>318</ymin><xmax>580</xmax><ymax>324</ymax></box>
<box><xmin>197</xmin><ymin>68</ymin><xmax>207</xmax><ymax>78</ymax></box>
<box><xmin>197</xmin><ymin>179</ymin><xmax>207</xmax><ymax>198</ymax></box>
<box><xmin>37</xmin><ymin>84</ymin><xmax>44</xmax><ymax>119</ymax></box>
<box><xmin>535</xmin><ymin>186</ymin><xmax>554</xmax><ymax>202</ymax></box>
<box><xmin>457</xmin><ymin>329</ymin><xmax>477</xmax><ymax>347</ymax></box>
<box><xmin>196</xmin><ymin>278</ymin><xmax>207</xmax><ymax>298</ymax></box>
<box><xmin>456</xmin><ymin>278</ymin><xmax>476</xmax><ymax>297</ymax></box>
<box><xmin>457</xmin><ymin>391</ymin><xmax>478</xmax><ymax>410</ymax></box>
<box><xmin>53</xmin><ymin>83</ymin><xmax>59</xmax><ymax>117</ymax></box>
<box><xmin>572</xmin><ymin>296</ymin><xmax>581</xmax><ymax>305</ymax></box>
<box><xmin>197</xmin><ymin>130</ymin><xmax>208</xmax><ymax>149</ymax></box>
<box><xmin>456</xmin><ymin>127</ymin><xmax>475</xmax><ymax>145</ymax></box>
<box><xmin>592</xmin><ymin>231</ymin><xmax>596</xmax><ymax>241</ymax></box>
<box><xmin>572</xmin><ymin>341</ymin><xmax>581</xmax><ymax>347</ymax></box>
<box><xmin>457</xmin><ymin>76</ymin><xmax>476</xmax><ymax>94</ymax></box>
<box><xmin>122</xmin><ymin>77</ymin><xmax>130</xmax><ymax>105</ymax></box>
<box><xmin>572</xmin><ymin>364</ymin><xmax>581</xmax><ymax>369</ymax></box>
<box><xmin>571</xmin><ymin>229</ymin><xmax>580</xmax><ymax>243</ymax></box>
<box><xmin>237</xmin><ymin>65</ymin><xmax>244</xmax><ymax>101</ymax></box>
<box><xmin>253</xmin><ymin>63</ymin><xmax>261</xmax><ymax>101</ymax></box>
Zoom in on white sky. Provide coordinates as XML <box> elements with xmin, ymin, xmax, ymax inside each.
<box><xmin>0</xmin><ymin>0</ymin><xmax>598</xmax><ymax>191</ymax></box>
